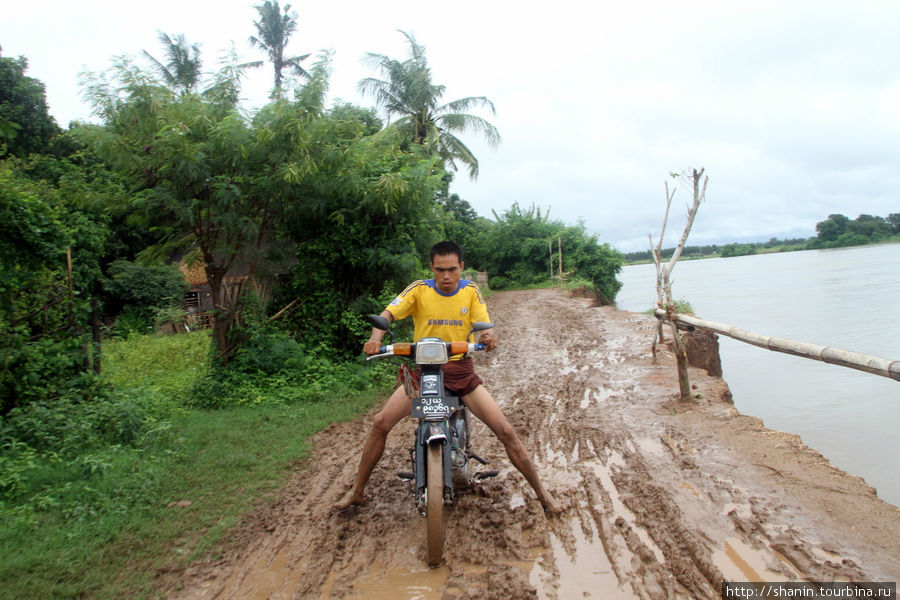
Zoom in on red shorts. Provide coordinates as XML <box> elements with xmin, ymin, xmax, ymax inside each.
<box><xmin>413</xmin><ymin>358</ymin><xmax>483</xmax><ymax>397</ymax></box>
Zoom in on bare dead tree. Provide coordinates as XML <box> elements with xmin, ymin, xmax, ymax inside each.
<box><xmin>651</xmin><ymin>168</ymin><xmax>708</xmax><ymax>400</ymax></box>
<box><xmin>650</xmin><ymin>180</ymin><xmax>676</xmax><ymax>359</ymax></box>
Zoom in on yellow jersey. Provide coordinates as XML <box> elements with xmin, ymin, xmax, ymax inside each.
<box><xmin>386</xmin><ymin>279</ymin><xmax>491</xmax><ymax>346</ymax></box>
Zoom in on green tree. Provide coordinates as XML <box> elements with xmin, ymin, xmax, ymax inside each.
<box><xmin>720</xmin><ymin>243</ymin><xmax>756</xmax><ymax>258</ymax></box>
<box><xmin>359</xmin><ymin>30</ymin><xmax>500</xmax><ymax>179</ymax></box>
<box><xmin>815</xmin><ymin>213</ymin><xmax>849</xmax><ymax>243</ymax></box>
<box><xmin>479</xmin><ymin>203</ymin><xmax>557</xmax><ymax>288</ymax></box>
<box><xmin>474</xmin><ymin>203</ymin><xmax>623</xmax><ymax>302</ymax></box>
<box><xmin>555</xmin><ymin>220</ymin><xmax>623</xmax><ymax>304</ymax></box>
<box><xmin>247</xmin><ymin>0</ymin><xmax>310</xmax><ymax>96</ymax></box>
<box><xmin>79</xmin><ymin>53</ymin><xmax>442</xmax><ymax>360</ymax></box>
<box><xmin>0</xmin><ymin>157</ymin><xmax>117</xmax><ymax>412</ymax></box>
<box><xmin>436</xmin><ymin>189</ymin><xmax>480</xmax><ymax>256</ymax></box>
<box><xmin>0</xmin><ymin>55</ymin><xmax>60</xmax><ymax>156</ymax></box>
<box><xmin>887</xmin><ymin>213</ymin><xmax>900</xmax><ymax>235</ymax></box>
<box><xmin>275</xmin><ymin>109</ymin><xmax>445</xmax><ymax>355</ymax></box>
<box><xmin>848</xmin><ymin>214</ymin><xmax>891</xmax><ymax>240</ymax></box>
<box><xmin>79</xmin><ymin>55</ymin><xmax>270</xmax><ymax>357</ymax></box>
<box><xmin>103</xmin><ymin>260</ymin><xmax>187</xmax><ymax>316</ymax></box>
<box><xmin>142</xmin><ymin>31</ymin><xmax>203</xmax><ymax>95</ymax></box>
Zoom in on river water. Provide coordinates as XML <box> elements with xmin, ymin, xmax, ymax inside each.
<box><xmin>616</xmin><ymin>243</ymin><xmax>900</xmax><ymax>507</ymax></box>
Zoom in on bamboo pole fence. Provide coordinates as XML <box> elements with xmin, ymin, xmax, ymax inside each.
<box><xmin>654</xmin><ymin>308</ymin><xmax>900</xmax><ymax>382</ymax></box>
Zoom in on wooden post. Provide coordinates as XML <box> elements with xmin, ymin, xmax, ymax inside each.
<box><xmin>549</xmin><ymin>238</ymin><xmax>554</xmax><ymax>281</ymax></box>
<box><xmin>66</xmin><ymin>246</ymin><xmax>75</xmax><ymax>329</ymax></box>
<box><xmin>557</xmin><ymin>235</ymin><xmax>563</xmax><ymax>289</ymax></box>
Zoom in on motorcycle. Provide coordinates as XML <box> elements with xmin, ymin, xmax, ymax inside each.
<box><xmin>366</xmin><ymin>314</ymin><xmax>498</xmax><ymax>566</ymax></box>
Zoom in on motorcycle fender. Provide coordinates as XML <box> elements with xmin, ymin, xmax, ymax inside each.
<box><xmin>416</xmin><ymin>421</ymin><xmax>450</xmax><ymax>497</ymax></box>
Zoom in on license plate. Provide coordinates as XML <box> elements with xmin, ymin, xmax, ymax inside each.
<box><xmin>412</xmin><ymin>395</ymin><xmax>459</xmax><ymax>420</ymax></box>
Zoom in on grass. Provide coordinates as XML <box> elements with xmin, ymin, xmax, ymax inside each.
<box><xmin>0</xmin><ymin>331</ymin><xmax>385</xmax><ymax>599</ymax></box>
<box><xmin>103</xmin><ymin>331</ymin><xmax>210</xmax><ymax>404</ymax></box>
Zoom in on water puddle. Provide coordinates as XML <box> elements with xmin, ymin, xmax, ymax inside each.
<box><xmin>712</xmin><ymin>537</ymin><xmax>791</xmax><ymax>583</ymax></box>
<box><xmin>530</xmin><ymin>521</ymin><xmax>634</xmax><ymax>600</ymax></box>
<box><xmin>216</xmin><ymin>544</ymin><xmax>306</xmax><ymax>599</ymax></box>
<box><xmin>348</xmin><ymin>561</ymin><xmax>450</xmax><ymax>600</ymax></box>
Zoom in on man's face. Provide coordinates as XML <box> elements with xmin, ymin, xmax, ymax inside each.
<box><xmin>430</xmin><ymin>253</ymin><xmax>464</xmax><ymax>294</ymax></box>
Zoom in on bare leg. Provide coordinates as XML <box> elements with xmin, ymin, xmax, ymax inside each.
<box><xmin>462</xmin><ymin>385</ymin><xmax>561</xmax><ymax>513</ymax></box>
<box><xmin>333</xmin><ymin>385</ymin><xmax>411</xmax><ymax>510</ymax></box>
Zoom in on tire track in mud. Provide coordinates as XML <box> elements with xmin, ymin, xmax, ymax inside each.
<box><xmin>168</xmin><ymin>289</ymin><xmax>900</xmax><ymax>599</ymax></box>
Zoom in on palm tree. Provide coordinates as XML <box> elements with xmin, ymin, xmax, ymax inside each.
<box><xmin>247</xmin><ymin>1</ymin><xmax>310</xmax><ymax>96</ymax></box>
<box><xmin>142</xmin><ymin>32</ymin><xmax>203</xmax><ymax>95</ymax></box>
<box><xmin>358</xmin><ymin>30</ymin><xmax>500</xmax><ymax>180</ymax></box>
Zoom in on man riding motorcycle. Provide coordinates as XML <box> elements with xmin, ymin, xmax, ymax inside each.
<box><xmin>334</xmin><ymin>241</ymin><xmax>560</xmax><ymax>514</ymax></box>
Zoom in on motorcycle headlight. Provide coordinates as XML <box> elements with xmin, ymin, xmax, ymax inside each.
<box><xmin>415</xmin><ymin>340</ymin><xmax>448</xmax><ymax>364</ymax></box>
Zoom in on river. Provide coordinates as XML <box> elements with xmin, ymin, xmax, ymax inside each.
<box><xmin>616</xmin><ymin>243</ymin><xmax>900</xmax><ymax>507</ymax></box>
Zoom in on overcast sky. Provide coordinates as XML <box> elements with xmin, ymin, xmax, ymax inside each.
<box><xmin>4</xmin><ymin>0</ymin><xmax>899</xmax><ymax>251</ymax></box>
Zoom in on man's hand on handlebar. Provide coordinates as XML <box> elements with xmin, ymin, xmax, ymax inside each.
<box><xmin>363</xmin><ymin>339</ymin><xmax>383</xmax><ymax>355</ymax></box>
<box><xmin>478</xmin><ymin>330</ymin><xmax>497</xmax><ymax>352</ymax></box>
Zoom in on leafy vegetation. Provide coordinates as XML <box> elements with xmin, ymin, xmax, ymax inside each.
<box><xmin>0</xmin><ymin>56</ymin><xmax>60</xmax><ymax>155</ymax></box>
<box><xmin>809</xmin><ymin>212</ymin><xmax>899</xmax><ymax>248</ymax></box>
<box><xmin>471</xmin><ymin>203</ymin><xmax>624</xmax><ymax>304</ymax></box>
<box><xmin>0</xmin><ymin>331</ymin><xmax>391</xmax><ymax>599</ymax></box>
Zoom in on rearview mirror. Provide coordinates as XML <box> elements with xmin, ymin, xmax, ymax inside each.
<box><xmin>471</xmin><ymin>321</ymin><xmax>493</xmax><ymax>332</ymax></box>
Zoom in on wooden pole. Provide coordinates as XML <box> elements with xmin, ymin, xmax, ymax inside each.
<box><xmin>655</xmin><ymin>309</ymin><xmax>900</xmax><ymax>382</ymax></box>
<box><xmin>557</xmin><ymin>235</ymin><xmax>563</xmax><ymax>289</ymax></box>
<box><xmin>66</xmin><ymin>246</ymin><xmax>75</xmax><ymax>328</ymax></box>
<box><xmin>549</xmin><ymin>238</ymin><xmax>554</xmax><ymax>281</ymax></box>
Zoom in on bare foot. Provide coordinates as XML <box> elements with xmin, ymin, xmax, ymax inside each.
<box><xmin>539</xmin><ymin>492</ymin><xmax>562</xmax><ymax>515</ymax></box>
<box><xmin>333</xmin><ymin>489</ymin><xmax>365</xmax><ymax>511</ymax></box>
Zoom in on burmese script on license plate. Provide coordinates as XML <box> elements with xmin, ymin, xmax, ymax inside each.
<box><xmin>412</xmin><ymin>395</ymin><xmax>459</xmax><ymax>420</ymax></box>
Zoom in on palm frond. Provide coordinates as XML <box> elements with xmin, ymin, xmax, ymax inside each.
<box><xmin>438</xmin><ymin>95</ymin><xmax>496</xmax><ymax>116</ymax></box>
<box><xmin>435</xmin><ymin>113</ymin><xmax>501</xmax><ymax>147</ymax></box>
<box><xmin>358</xmin><ymin>29</ymin><xmax>499</xmax><ymax>180</ymax></box>
<box><xmin>437</xmin><ymin>132</ymin><xmax>479</xmax><ymax>179</ymax></box>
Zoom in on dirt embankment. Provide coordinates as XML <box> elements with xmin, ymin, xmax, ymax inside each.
<box><xmin>166</xmin><ymin>289</ymin><xmax>900</xmax><ymax>599</ymax></box>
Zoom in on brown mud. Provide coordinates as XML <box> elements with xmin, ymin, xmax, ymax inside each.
<box><xmin>166</xmin><ymin>289</ymin><xmax>900</xmax><ymax>599</ymax></box>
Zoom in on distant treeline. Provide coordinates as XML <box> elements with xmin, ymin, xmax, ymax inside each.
<box><xmin>624</xmin><ymin>213</ymin><xmax>899</xmax><ymax>262</ymax></box>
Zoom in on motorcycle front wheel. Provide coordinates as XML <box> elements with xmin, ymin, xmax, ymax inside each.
<box><xmin>426</xmin><ymin>442</ymin><xmax>443</xmax><ymax>566</ymax></box>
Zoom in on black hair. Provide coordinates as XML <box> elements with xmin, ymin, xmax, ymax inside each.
<box><xmin>429</xmin><ymin>240</ymin><xmax>464</xmax><ymax>264</ymax></box>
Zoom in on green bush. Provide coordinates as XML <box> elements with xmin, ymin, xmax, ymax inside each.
<box><xmin>488</xmin><ymin>275</ymin><xmax>510</xmax><ymax>290</ymax></box>
<box><xmin>0</xmin><ymin>333</ymin><xmax>107</xmax><ymax>414</ymax></box>
<box><xmin>1</xmin><ymin>394</ymin><xmax>160</xmax><ymax>457</ymax></box>
<box><xmin>230</xmin><ymin>329</ymin><xmax>309</xmax><ymax>377</ymax></box>
<box><xmin>109</xmin><ymin>305</ymin><xmax>153</xmax><ymax>338</ymax></box>
<box><xmin>720</xmin><ymin>243</ymin><xmax>757</xmax><ymax>257</ymax></box>
<box><xmin>103</xmin><ymin>260</ymin><xmax>188</xmax><ymax>330</ymax></box>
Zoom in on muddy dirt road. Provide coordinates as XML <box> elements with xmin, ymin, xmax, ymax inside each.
<box><xmin>169</xmin><ymin>289</ymin><xmax>900</xmax><ymax>599</ymax></box>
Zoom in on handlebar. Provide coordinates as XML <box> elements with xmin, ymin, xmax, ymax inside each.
<box><xmin>366</xmin><ymin>341</ymin><xmax>486</xmax><ymax>361</ymax></box>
